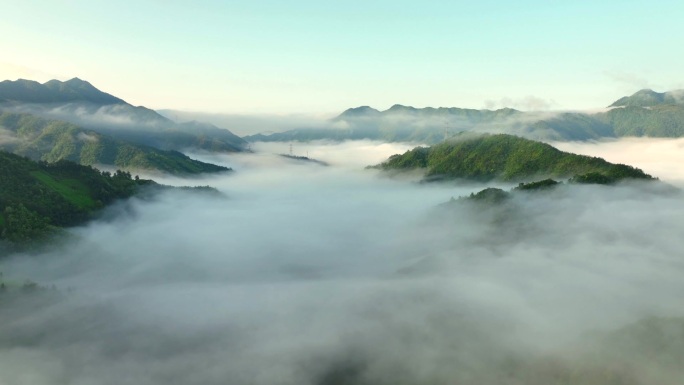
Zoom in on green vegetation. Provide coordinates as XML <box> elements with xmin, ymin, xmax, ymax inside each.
<box><xmin>528</xmin><ymin>113</ymin><xmax>615</xmax><ymax>141</ymax></box>
<box><xmin>456</xmin><ymin>180</ymin><xmax>561</xmax><ymax>206</ymax></box>
<box><xmin>0</xmin><ymin>112</ymin><xmax>231</xmax><ymax>174</ymax></box>
<box><xmin>0</xmin><ymin>151</ymin><xmax>152</xmax><ymax>245</ymax></box>
<box><xmin>466</xmin><ymin>187</ymin><xmax>511</xmax><ymax>204</ymax></box>
<box><xmin>570</xmin><ymin>172</ymin><xmax>616</xmax><ymax>185</ymax></box>
<box><xmin>513</xmin><ymin>178</ymin><xmax>560</xmax><ymax>191</ymax></box>
<box><xmin>609</xmin><ymin>89</ymin><xmax>684</xmax><ymax>108</ymax></box>
<box><xmin>375</xmin><ymin>133</ymin><xmax>652</xmax><ymax>182</ymax></box>
<box><xmin>598</xmin><ymin>104</ymin><xmax>684</xmax><ymax>137</ymax></box>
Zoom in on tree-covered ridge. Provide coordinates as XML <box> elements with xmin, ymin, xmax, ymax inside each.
<box><xmin>0</xmin><ymin>78</ymin><xmax>125</xmax><ymax>105</ymax></box>
<box><xmin>375</xmin><ymin>134</ymin><xmax>653</xmax><ymax>182</ymax></box>
<box><xmin>0</xmin><ymin>112</ymin><xmax>231</xmax><ymax>174</ymax></box>
<box><xmin>609</xmin><ymin>89</ymin><xmax>684</xmax><ymax>108</ymax></box>
<box><xmin>0</xmin><ymin>151</ymin><xmax>154</xmax><ymax>244</ymax></box>
<box><xmin>597</xmin><ymin>104</ymin><xmax>684</xmax><ymax>137</ymax></box>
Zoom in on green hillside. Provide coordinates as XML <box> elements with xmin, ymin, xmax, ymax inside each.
<box><xmin>598</xmin><ymin>105</ymin><xmax>684</xmax><ymax>137</ymax></box>
<box><xmin>0</xmin><ymin>112</ymin><xmax>230</xmax><ymax>174</ymax></box>
<box><xmin>0</xmin><ymin>151</ymin><xmax>153</xmax><ymax>244</ymax></box>
<box><xmin>374</xmin><ymin>133</ymin><xmax>652</xmax><ymax>182</ymax></box>
<box><xmin>528</xmin><ymin>113</ymin><xmax>615</xmax><ymax>140</ymax></box>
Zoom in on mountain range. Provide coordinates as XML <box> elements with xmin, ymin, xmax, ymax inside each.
<box><xmin>3</xmin><ymin>77</ymin><xmax>684</xmax><ymax>174</ymax></box>
<box><xmin>0</xmin><ymin>78</ymin><xmax>250</xmax><ymax>174</ymax></box>
<box><xmin>0</xmin><ymin>78</ymin><xmax>247</xmax><ymax>153</ymax></box>
<box><xmin>246</xmin><ymin>89</ymin><xmax>684</xmax><ymax>143</ymax></box>
<box><xmin>0</xmin><ymin>77</ymin><xmax>124</xmax><ymax>104</ymax></box>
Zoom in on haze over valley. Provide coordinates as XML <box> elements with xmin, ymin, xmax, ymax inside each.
<box><xmin>2</xmin><ymin>1</ymin><xmax>684</xmax><ymax>384</ymax></box>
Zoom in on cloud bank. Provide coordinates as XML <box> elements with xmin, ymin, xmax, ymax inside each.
<box><xmin>1</xmin><ymin>140</ymin><xmax>684</xmax><ymax>385</ymax></box>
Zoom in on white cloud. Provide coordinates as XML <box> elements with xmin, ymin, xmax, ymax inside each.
<box><xmin>2</xmin><ymin>140</ymin><xmax>684</xmax><ymax>384</ymax></box>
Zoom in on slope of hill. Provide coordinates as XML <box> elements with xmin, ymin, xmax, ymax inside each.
<box><xmin>0</xmin><ymin>112</ymin><xmax>230</xmax><ymax>174</ymax></box>
<box><xmin>527</xmin><ymin>113</ymin><xmax>615</xmax><ymax>141</ymax></box>
<box><xmin>373</xmin><ymin>133</ymin><xmax>652</xmax><ymax>182</ymax></box>
<box><xmin>0</xmin><ymin>151</ymin><xmax>152</xmax><ymax>244</ymax></box>
<box><xmin>0</xmin><ymin>78</ymin><xmax>247</xmax><ymax>153</ymax></box>
<box><xmin>598</xmin><ymin>104</ymin><xmax>684</xmax><ymax>137</ymax></box>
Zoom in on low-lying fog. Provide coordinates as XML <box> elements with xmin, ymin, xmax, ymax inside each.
<box><xmin>553</xmin><ymin>137</ymin><xmax>684</xmax><ymax>187</ymax></box>
<box><xmin>2</xmin><ymin>139</ymin><xmax>684</xmax><ymax>385</ymax></box>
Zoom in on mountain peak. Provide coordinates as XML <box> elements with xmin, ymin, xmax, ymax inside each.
<box><xmin>387</xmin><ymin>104</ymin><xmax>418</xmax><ymax>113</ymax></box>
<box><xmin>64</xmin><ymin>77</ymin><xmax>91</xmax><ymax>86</ymax></box>
<box><xmin>609</xmin><ymin>89</ymin><xmax>684</xmax><ymax>107</ymax></box>
<box><xmin>0</xmin><ymin>78</ymin><xmax>126</xmax><ymax>105</ymax></box>
<box><xmin>336</xmin><ymin>106</ymin><xmax>381</xmax><ymax>119</ymax></box>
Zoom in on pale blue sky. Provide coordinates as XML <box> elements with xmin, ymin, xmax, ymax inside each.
<box><xmin>1</xmin><ymin>0</ymin><xmax>682</xmax><ymax>114</ymax></box>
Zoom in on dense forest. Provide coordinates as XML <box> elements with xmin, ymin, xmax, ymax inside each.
<box><xmin>374</xmin><ymin>133</ymin><xmax>653</xmax><ymax>182</ymax></box>
<box><xmin>0</xmin><ymin>151</ymin><xmax>154</xmax><ymax>245</ymax></box>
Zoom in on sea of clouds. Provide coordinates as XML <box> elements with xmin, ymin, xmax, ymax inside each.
<box><xmin>1</xmin><ymin>139</ymin><xmax>683</xmax><ymax>385</ymax></box>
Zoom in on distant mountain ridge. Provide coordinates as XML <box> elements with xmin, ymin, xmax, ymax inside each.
<box><xmin>246</xmin><ymin>104</ymin><xmax>537</xmax><ymax>143</ymax></box>
<box><xmin>0</xmin><ymin>78</ymin><xmax>247</xmax><ymax>153</ymax></box>
<box><xmin>247</xmin><ymin>89</ymin><xmax>684</xmax><ymax>143</ymax></box>
<box><xmin>609</xmin><ymin>89</ymin><xmax>684</xmax><ymax>108</ymax></box>
<box><xmin>0</xmin><ymin>78</ymin><xmax>125</xmax><ymax>105</ymax></box>
<box><xmin>336</xmin><ymin>104</ymin><xmax>521</xmax><ymax>120</ymax></box>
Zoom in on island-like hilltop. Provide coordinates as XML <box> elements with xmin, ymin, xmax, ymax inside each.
<box><xmin>372</xmin><ymin>133</ymin><xmax>652</xmax><ymax>183</ymax></box>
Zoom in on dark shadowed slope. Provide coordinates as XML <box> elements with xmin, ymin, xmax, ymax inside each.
<box><xmin>0</xmin><ymin>112</ymin><xmax>230</xmax><ymax>175</ymax></box>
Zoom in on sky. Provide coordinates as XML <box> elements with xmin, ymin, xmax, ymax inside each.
<box><xmin>1</xmin><ymin>0</ymin><xmax>683</xmax><ymax>114</ymax></box>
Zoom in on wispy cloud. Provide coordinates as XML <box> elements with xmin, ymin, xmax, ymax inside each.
<box><xmin>483</xmin><ymin>95</ymin><xmax>558</xmax><ymax>111</ymax></box>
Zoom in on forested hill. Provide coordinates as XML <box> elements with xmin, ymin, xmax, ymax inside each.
<box><xmin>0</xmin><ymin>151</ymin><xmax>153</xmax><ymax>244</ymax></box>
<box><xmin>374</xmin><ymin>133</ymin><xmax>653</xmax><ymax>182</ymax></box>
<box><xmin>0</xmin><ymin>112</ymin><xmax>231</xmax><ymax>175</ymax></box>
